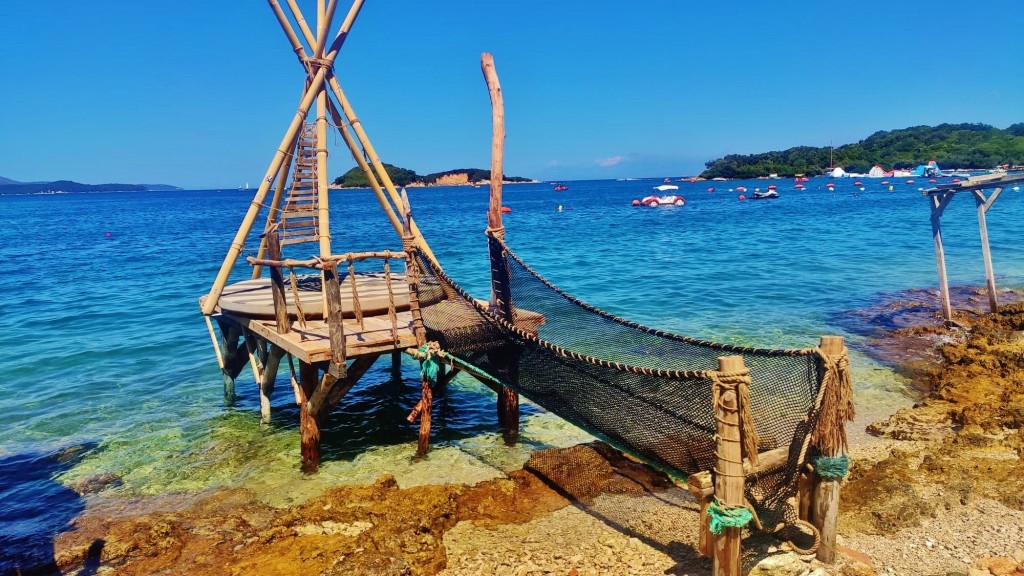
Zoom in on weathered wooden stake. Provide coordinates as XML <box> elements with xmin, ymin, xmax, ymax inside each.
<box><xmin>813</xmin><ymin>335</ymin><xmax>846</xmax><ymax>563</ymax></box>
<box><xmin>930</xmin><ymin>193</ymin><xmax>955</xmax><ymax>322</ymax></box>
<box><xmin>713</xmin><ymin>355</ymin><xmax>746</xmax><ymax>576</ymax></box>
<box><xmin>299</xmin><ymin>361</ymin><xmax>321</xmax><ymax>471</ymax></box>
<box><xmin>266</xmin><ymin>229</ymin><xmax>291</xmax><ymax>334</ymax></box>
<box><xmin>974</xmin><ymin>188</ymin><xmax>1002</xmax><ymax>313</ymax></box>
<box><xmin>260</xmin><ymin>345</ymin><xmax>285</xmax><ymax>423</ymax></box>
<box><xmin>687</xmin><ymin>470</ymin><xmax>715</xmax><ymax>557</ymax></box>
<box><xmin>322</xmin><ymin>262</ymin><xmax>347</xmax><ymax>378</ymax></box>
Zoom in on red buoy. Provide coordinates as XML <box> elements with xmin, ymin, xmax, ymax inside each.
<box><xmin>906</xmin><ymin>179</ymin><xmax>915</xmax><ymax>184</ymax></box>
<box><xmin>953</xmin><ymin>178</ymin><xmax>961</xmax><ymax>183</ymax></box>
<box><xmin>689</xmin><ymin>177</ymin><xmax>697</xmax><ymax>184</ymax></box>
<box><xmin>738</xmin><ymin>194</ymin><xmax>746</xmax><ymax>200</ymax></box>
<box><xmin>881</xmin><ymin>180</ymin><xmax>890</xmax><ymax>185</ymax></box>
<box><xmin>854</xmin><ymin>181</ymin><xmax>863</xmax><ymax>186</ymax></box>
<box><xmin>707</xmin><ymin>187</ymin><xmax>715</xmax><ymax>193</ymax></box>
<box><xmin>631</xmin><ymin>199</ymin><xmax>640</xmax><ymax>206</ymax></box>
<box><xmin>928</xmin><ymin>179</ymin><xmax>937</xmax><ymax>183</ymax></box>
<box><xmin>768</xmin><ymin>184</ymin><xmax>777</xmax><ymax>190</ymax></box>
<box><xmin>795</xmin><ymin>184</ymin><xmax>805</xmax><ymax>189</ymax></box>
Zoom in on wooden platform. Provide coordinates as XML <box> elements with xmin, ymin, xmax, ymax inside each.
<box><xmin>215</xmin><ymin>298</ymin><xmax>545</xmax><ymax>365</ymax></box>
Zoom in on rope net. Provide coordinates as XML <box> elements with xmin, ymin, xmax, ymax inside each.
<box><xmin>411</xmin><ymin>235</ymin><xmax>828</xmax><ymax>531</ymax></box>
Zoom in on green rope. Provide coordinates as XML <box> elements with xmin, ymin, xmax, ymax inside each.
<box><xmin>707</xmin><ymin>500</ymin><xmax>753</xmax><ymax>535</ymax></box>
<box><xmin>418</xmin><ymin>344</ymin><xmax>441</xmax><ymax>385</ymax></box>
<box><xmin>814</xmin><ymin>455</ymin><xmax>850</xmax><ymax>480</ymax></box>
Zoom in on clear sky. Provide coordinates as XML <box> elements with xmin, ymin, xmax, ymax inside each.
<box><xmin>1</xmin><ymin>1</ymin><xmax>1021</xmax><ymax>188</ymax></box>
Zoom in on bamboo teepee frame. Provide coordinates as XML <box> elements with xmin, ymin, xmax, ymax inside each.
<box><xmin>201</xmin><ymin>0</ymin><xmax>438</xmax><ymax>316</ymax></box>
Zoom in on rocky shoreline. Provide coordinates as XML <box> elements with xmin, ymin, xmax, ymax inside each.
<box><xmin>48</xmin><ymin>289</ymin><xmax>1024</xmax><ymax>576</ymax></box>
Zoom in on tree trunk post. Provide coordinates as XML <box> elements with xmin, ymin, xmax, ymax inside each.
<box><xmin>299</xmin><ymin>361</ymin><xmax>321</xmax><ymax>472</ymax></box>
<box><xmin>713</xmin><ymin>355</ymin><xmax>747</xmax><ymax>576</ymax></box>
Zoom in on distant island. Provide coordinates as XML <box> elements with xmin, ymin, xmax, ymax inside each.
<box><xmin>0</xmin><ymin>176</ymin><xmax>182</xmax><ymax>195</ymax></box>
<box><xmin>332</xmin><ymin>164</ymin><xmax>535</xmax><ymax>188</ymax></box>
<box><xmin>700</xmin><ymin>123</ymin><xmax>1024</xmax><ymax>179</ymax></box>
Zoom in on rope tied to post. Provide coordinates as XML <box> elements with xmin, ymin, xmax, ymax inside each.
<box><xmin>707</xmin><ymin>499</ymin><xmax>754</xmax><ymax>535</ymax></box>
<box><xmin>811</xmin><ymin>349</ymin><xmax>856</xmax><ymax>456</ymax></box>
<box><xmin>418</xmin><ymin>342</ymin><xmax>442</xmax><ymax>385</ymax></box>
<box><xmin>813</xmin><ymin>454</ymin><xmax>850</xmax><ymax>480</ymax></box>
<box><xmin>711</xmin><ymin>369</ymin><xmax>761</xmax><ymax>469</ymax></box>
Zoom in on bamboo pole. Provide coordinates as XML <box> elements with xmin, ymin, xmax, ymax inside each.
<box><xmin>324</xmin><ymin>72</ymin><xmax>438</xmax><ymax>266</ymax></box>
<box><xmin>813</xmin><ymin>336</ymin><xmax>846</xmax><ymax>564</ymax></box>
<box><xmin>930</xmin><ymin>193</ymin><xmax>954</xmax><ymax>322</ymax></box>
<box><xmin>202</xmin><ymin>1</ymin><xmax>364</xmax><ymax>316</ymax></box>
<box><xmin>713</xmin><ymin>355</ymin><xmax>746</xmax><ymax>576</ymax></box>
<box><xmin>314</xmin><ymin>0</ymin><xmax>332</xmax><ymax>259</ymax></box>
<box><xmin>266</xmin><ymin>0</ymin><xmax>406</xmax><ymax>247</ymax></box>
<box><xmin>974</xmin><ymin>188</ymin><xmax>1001</xmax><ymax>313</ymax></box>
<box><xmin>253</xmin><ymin>129</ymin><xmax>298</xmax><ymax>279</ymax></box>
<box><xmin>248</xmin><ymin>250</ymin><xmax>406</xmax><ymax>270</ymax></box>
<box><xmin>314</xmin><ymin>0</ymin><xmax>339</xmax><ymax>58</ymax></box>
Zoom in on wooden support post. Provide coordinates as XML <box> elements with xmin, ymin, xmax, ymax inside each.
<box><xmin>930</xmin><ymin>193</ymin><xmax>954</xmax><ymax>322</ymax></box>
<box><xmin>813</xmin><ymin>335</ymin><xmax>847</xmax><ymax>564</ymax></box>
<box><xmin>266</xmin><ymin>229</ymin><xmax>291</xmax><ymax>334</ymax></box>
<box><xmin>797</xmin><ymin>464</ymin><xmax>815</xmax><ymax>522</ymax></box>
<box><xmin>391</xmin><ymin>350</ymin><xmax>403</xmax><ymax>381</ymax></box>
<box><xmin>481</xmin><ymin>52</ymin><xmax>519</xmax><ymax>446</ymax></box>
<box><xmin>713</xmin><ymin>355</ymin><xmax>746</xmax><ymax>576</ymax></box>
<box><xmin>687</xmin><ymin>470</ymin><xmax>715</xmax><ymax>557</ymax></box>
<box><xmin>322</xmin><ymin>262</ymin><xmax>347</xmax><ymax>378</ymax></box>
<box><xmin>316</xmin><ymin>354</ymin><xmax>379</xmax><ymax>422</ymax></box>
<box><xmin>299</xmin><ymin>361</ymin><xmax>321</xmax><ymax>471</ymax></box>
<box><xmin>214</xmin><ymin>318</ymin><xmax>248</xmax><ymax>405</ymax></box>
<box><xmin>260</xmin><ymin>345</ymin><xmax>285</xmax><ymax>423</ymax></box>
<box><xmin>974</xmin><ymin>188</ymin><xmax>1001</xmax><ymax>313</ymax></box>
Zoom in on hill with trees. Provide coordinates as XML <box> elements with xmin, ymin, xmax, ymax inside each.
<box><xmin>0</xmin><ymin>177</ymin><xmax>181</xmax><ymax>195</ymax></box>
<box><xmin>333</xmin><ymin>164</ymin><xmax>532</xmax><ymax>188</ymax></box>
<box><xmin>700</xmin><ymin>123</ymin><xmax>1024</xmax><ymax>179</ymax></box>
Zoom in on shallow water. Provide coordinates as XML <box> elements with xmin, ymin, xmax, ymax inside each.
<box><xmin>2</xmin><ymin>176</ymin><xmax>1022</xmax><ymax>565</ymax></box>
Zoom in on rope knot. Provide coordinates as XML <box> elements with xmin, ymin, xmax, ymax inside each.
<box><xmin>707</xmin><ymin>500</ymin><xmax>753</xmax><ymax>534</ymax></box>
<box><xmin>419</xmin><ymin>342</ymin><xmax>442</xmax><ymax>385</ymax></box>
<box><xmin>712</xmin><ymin>368</ymin><xmax>761</xmax><ymax>468</ymax></box>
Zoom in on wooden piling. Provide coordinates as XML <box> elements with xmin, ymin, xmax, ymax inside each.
<box><xmin>813</xmin><ymin>335</ymin><xmax>847</xmax><ymax>564</ymax></box>
<box><xmin>299</xmin><ymin>361</ymin><xmax>321</xmax><ymax>471</ymax></box>
<box><xmin>266</xmin><ymin>228</ymin><xmax>291</xmax><ymax>334</ymax></box>
<box><xmin>930</xmin><ymin>193</ymin><xmax>955</xmax><ymax>322</ymax></box>
<box><xmin>713</xmin><ymin>355</ymin><xmax>747</xmax><ymax>576</ymax></box>
<box><xmin>973</xmin><ymin>188</ymin><xmax>1002</xmax><ymax>313</ymax></box>
<box><xmin>481</xmin><ymin>52</ymin><xmax>519</xmax><ymax>446</ymax></box>
<box><xmin>322</xmin><ymin>262</ymin><xmax>347</xmax><ymax>378</ymax></box>
<box><xmin>260</xmin><ymin>345</ymin><xmax>285</xmax><ymax>423</ymax></box>
<box><xmin>687</xmin><ymin>470</ymin><xmax>715</xmax><ymax>557</ymax></box>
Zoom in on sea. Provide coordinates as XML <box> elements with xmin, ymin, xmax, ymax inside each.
<box><xmin>2</xmin><ymin>176</ymin><xmax>1023</xmax><ymax>568</ymax></box>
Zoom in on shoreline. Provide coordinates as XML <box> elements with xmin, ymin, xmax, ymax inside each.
<box><xmin>38</xmin><ymin>288</ymin><xmax>1024</xmax><ymax>575</ymax></box>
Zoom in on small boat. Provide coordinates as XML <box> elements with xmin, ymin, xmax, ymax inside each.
<box><xmin>633</xmin><ymin>194</ymin><xmax>686</xmax><ymax>207</ymax></box>
<box><xmin>751</xmin><ymin>189</ymin><xmax>779</xmax><ymax>200</ymax></box>
<box><xmin>553</xmin><ymin>184</ymin><xmax>568</xmax><ymax>191</ymax></box>
<box><xmin>653</xmin><ymin>184</ymin><xmax>679</xmax><ymax>192</ymax></box>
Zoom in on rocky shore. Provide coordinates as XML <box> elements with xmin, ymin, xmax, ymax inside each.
<box><xmin>50</xmin><ymin>290</ymin><xmax>1024</xmax><ymax>576</ymax></box>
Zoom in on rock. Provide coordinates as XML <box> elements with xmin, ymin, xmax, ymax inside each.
<box><xmin>748</xmin><ymin>552</ymin><xmax>809</xmax><ymax>576</ymax></box>
<box><xmin>839</xmin><ymin>559</ymin><xmax>876</xmax><ymax>576</ymax></box>
<box><xmin>977</xmin><ymin>556</ymin><xmax>1019</xmax><ymax>576</ymax></box>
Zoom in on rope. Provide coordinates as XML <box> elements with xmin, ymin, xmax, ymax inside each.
<box><xmin>787</xmin><ymin>519</ymin><xmax>821</xmax><ymax>555</ymax></box>
<box><xmin>711</xmin><ymin>370</ymin><xmax>761</xmax><ymax>469</ymax></box>
<box><xmin>707</xmin><ymin>500</ymin><xmax>753</xmax><ymax>535</ymax></box>
<box><xmin>813</xmin><ymin>455</ymin><xmax>850</xmax><ymax>480</ymax></box>
<box><xmin>418</xmin><ymin>342</ymin><xmax>442</xmax><ymax>385</ymax></box>
<box><xmin>347</xmin><ymin>256</ymin><xmax>364</xmax><ymax>329</ymax></box>
<box><xmin>287</xmin><ymin>267</ymin><xmax>307</xmax><ymax>329</ymax></box>
<box><xmin>810</xmin><ymin>349</ymin><xmax>856</xmax><ymax>455</ymax></box>
<box><xmin>383</xmin><ymin>254</ymin><xmax>399</xmax><ymax>346</ymax></box>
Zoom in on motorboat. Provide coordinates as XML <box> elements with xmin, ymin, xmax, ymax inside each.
<box><xmin>751</xmin><ymin>189</ymin><xmax>779</xmax><ymax>200</ymax></box>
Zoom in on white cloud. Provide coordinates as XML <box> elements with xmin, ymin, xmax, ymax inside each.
<box><xmin>595</xmin><ymin>155</ymin><xmax>625</xmax><ymax>167</ymax></box>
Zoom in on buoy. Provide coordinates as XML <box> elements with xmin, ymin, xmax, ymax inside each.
<box><xmin>888</xmin><ymin>185</ymin><xmax>894</xmax><ymax>191</ymax></box>
<box><xmin>736</xmin><ymin>186</ymin><xmax>747</xmax><ymax>192</ymax></box>
<box><xmin>501</xmin><ymin>206</ymin><xmax>512</xmax><ymax>214</ymax></box>
<box><xmin>928</xmin><ymin>179</ymin><xmax>937</xmax><ymax>183</ymax></box>
<box><xmin>631</xmin><ymin>199</ymin><xmax>640</xmax><ymax>206</ymax></box>
<box><xmin>707</xmin><ymin>187</ymin><xmax>715</xmax><ymax>193</ymax></box>
<box><xmin>953</xmin><ymin>178</ymin><xmax>961</xmax><ymax>183</ymax></box>
<box><xmin>795</xmin><ymin>184</ymin><xmax>805</xmax><ymax>189</ymax></box>
<box><xmin>689</xmin><ymin>177</ymin><xmax>696</xmax><ymax>183</ymax></box>
<box><xmin>881</xmin><ymin>180</ymin><xmax>890</xmax><ymax>185</ymax></box>
<box><xmin>105</xmin><ymin>232</ymin><xmax>112</xmax><ymax>238</ymax></box>
<box><xmin>854</xmin><ymin>181</ymin><xmax>863</xmax><ymax>186</ymax></box>
<box><xmin>557</xmin><ymin>204</ymin><xmax>564</xmax><ymax>211</ymax></box>
<box><xmin>768</xmin><ymin>184</ymin><xmax>777</xmax><ymax>190</ymax></box>
<box><xmin>738</xmin><ymin>194</ymin><xmax>746</xmax><ymax>200</ymax></box>
<box><xmin>826</xmin><ymin>182</ymin><xmax>835</xmax><ymax>188</ymax></box>
<box><xmin>906</xmin><ymin>180</ymin><xmax>915</xmax><ymax>184</ymax></box>
<box><xmin>859</xmin><ymin>187</ymin><xmax>865</xmax><ymax>191</ymax></box>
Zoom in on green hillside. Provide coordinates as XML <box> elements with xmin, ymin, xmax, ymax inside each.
<box><xmin>700</xmin><ymin>123</ymin><xmax>1024</xmax><ymax>179</ymax></box>
<box><xmin>333</xmin><ymin>164</ymin><xmax>531</xmax><ymax>188</ymax></box>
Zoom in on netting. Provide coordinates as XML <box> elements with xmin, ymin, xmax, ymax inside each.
<box><xmin>412</xmin><ymin>235</ymin><xmax>829</xmax><ymax>530</ymax></box>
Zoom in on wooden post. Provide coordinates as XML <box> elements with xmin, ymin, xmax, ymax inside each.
<box><xmin>930</xmin><ymin>193</ymin><xmax>954</xmax><ymax>322</ymax></box>
<box><xmin>973</xmin><ymin>188</ymin><xmax>1001</xmax><ymax>313</ymax></box>
<box><xmin>391</xmin><ymin>350</ymin><xmax>403</xmax><ymax>381</ymax></box>
<box><xmin>813</xmin><ymin>335</ymin><xmax>846</xmax><ymax>564</ymax></box>
<box><xmin>399</xmin><ymin>192</ymin><xmax>434</xmax><ymax>457</ymax></box>
<box><xmin>213</xmin><ymin>318</ymin><xmax>248</xmax><ymax>406</ymax></box>
<box><xmin>713</xmin><ymin>355</ymin><xmax>746</xmax><ymax>576</ymax></box>
<box><xmin>481</xmin><ymin>52</ymin><xmax>519</xmax><ymax>446</ymax></box>
<box><xmin>687</xmin><ymin>470</ymin><xmax>715</xmax><ymax>557</ymax></box>
<box><xmin>299</xmin><ymin>361</ymin><xmax>321</xmax><ymax>471</ymax></box>
<box><xmin>322</xmin><ymin>262</ymin><xmax>347</xmax><ymax>378</ymax></box>
<box><xmin>266</xmin><ymin>228</ymin><xmax>291</xmax><ymax>334</ymax></box>
<box><xmin>260</xmin><ymin>345</ymin><xmax>285</xmax><ymax>423</ymax></box>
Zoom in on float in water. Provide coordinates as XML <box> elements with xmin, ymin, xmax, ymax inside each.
<box><xmin>632</xmin><ymin>193</ymin><xmax>686</xmax><ymax>207</ymax></box>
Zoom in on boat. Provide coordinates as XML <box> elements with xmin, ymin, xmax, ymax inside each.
<box><xmin>751</xmin><ymin>189</ymin><xmax>779</xmax><ymax>200</ymax></box>
<box><xmin>553</xmin><ymin>183</ymin><xmax>568</xmax><ymax>191</ymax></box>
<box><xmin>633</xmin><ymin>193</ymin><xmax>685</xmax><ymax>207</ymax></box>
<box><xmin>653</xmin><ymin>184</ymin><xmax>679</xmax><ymax>192</ymax></box>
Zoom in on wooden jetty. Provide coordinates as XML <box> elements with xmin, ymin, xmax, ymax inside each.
<box><xmin>922</xmin><ymin>172</ymin><xmax>1024</xmax><ymax>323</ymax></box>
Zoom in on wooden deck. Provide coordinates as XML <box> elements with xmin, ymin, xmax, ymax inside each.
<box><xmin>216</xmin><ymin>299</ymin><xmax>545</xmax><ymax>365</ymax></box>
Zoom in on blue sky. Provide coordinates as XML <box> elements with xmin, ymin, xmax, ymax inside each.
<box><xmin>1</xmin><ymin>1</ymin><xmax>1021</xmax><ymax>188</ymax></box>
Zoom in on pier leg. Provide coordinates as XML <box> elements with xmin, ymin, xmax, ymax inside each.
<box><xmin>214</xmin><ymin>318</ymin><xmax>247</xmax><ymax>406</ymax></box>
<box><xmin>812</xmin><ymin>336</ymin><xmax>849</xmax><ymax>564</ymax></box>
<box><xmin>260</xmin><ymin>345</ymin><xmax>285</xmax><ymax>423</ymax></box>
<box><xmin>391</xmin><ymin>350</ymin><xmax>403</xmax><ymax>382</ymax></box>
<box><xmin>416</xmin><ymin>376</ymin><xmax>433</xmax><ymax>457</ymax></box>
<box><xmin>298</xmin><ymin>361</ymin><xmax>321</xmax><ymax>472</ymax></box>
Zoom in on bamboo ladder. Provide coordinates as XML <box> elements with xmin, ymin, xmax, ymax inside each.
<box><xmin>278</xmin><ymin>123</ymin><xmax>322</xmax><ymax>248</ymax></box>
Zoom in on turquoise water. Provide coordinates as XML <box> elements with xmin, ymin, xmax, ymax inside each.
<box><xmin>2</xmin><ymin>177</ymin><xmax>1023</xmax><ymax>566</ymax></box>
